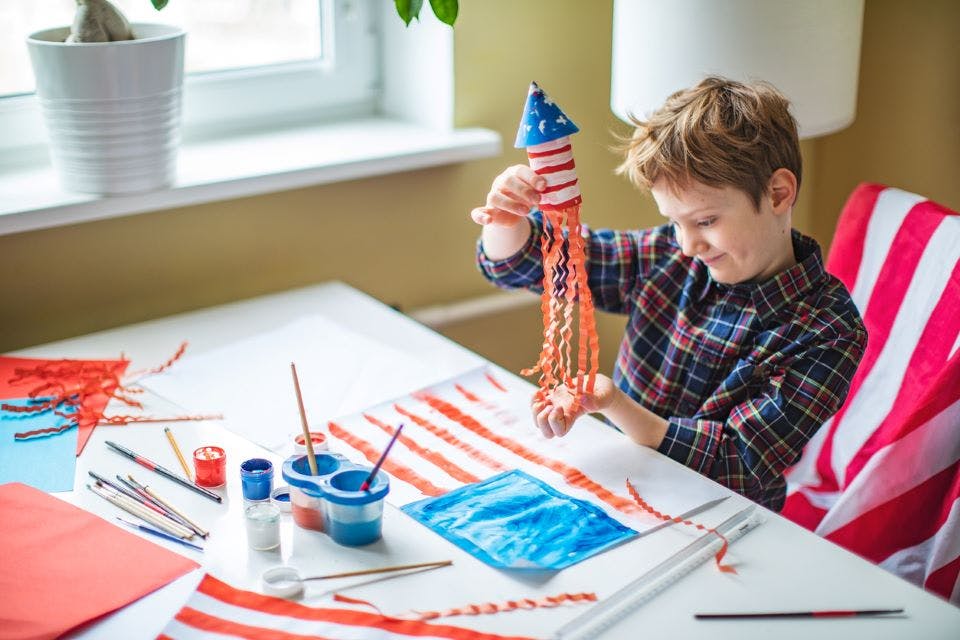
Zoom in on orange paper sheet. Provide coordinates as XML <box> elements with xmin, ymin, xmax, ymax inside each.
<box><xmin>0</xmin><ymin>482</ymin><xmax>199</xmax><ymax>640</ymax></box>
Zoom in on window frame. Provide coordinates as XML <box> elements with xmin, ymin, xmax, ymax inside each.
<box><xmin>0</xmin><ymin>0</ymin><xmax>380</xmax><ymax>157</ymax></box>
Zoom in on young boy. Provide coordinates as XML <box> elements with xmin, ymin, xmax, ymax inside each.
<box><xmin>472</xmin><ymin>77</ymin><xmax>867</xmax><ymax>511</ymax></box>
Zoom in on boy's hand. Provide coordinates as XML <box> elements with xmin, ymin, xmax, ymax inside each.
<box><xmin>470</xmin><ymin>165</ymin><xmax>546</xmax><ymax>227</ymax></box>
<box><xmin>531</xmin><ymin>374</ymin><xmax>618</xmax><ymax>438</ymax></box>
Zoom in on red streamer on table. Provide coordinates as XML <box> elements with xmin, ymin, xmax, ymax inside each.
<box><xmin>626</xmin><ymin>480</ymin><xmax>737</xmax><ymax>574</ymax></box>
<box><xmin>3</xmin><ymin>342</ymin><xmax>211</xmax><ymax>442</ymax></box>
<box><xmin>333</xmin><ymin>591</ymin><xmax>596</xmax><ymax>621</ymax></box>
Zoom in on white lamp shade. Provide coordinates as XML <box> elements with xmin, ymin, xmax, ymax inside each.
<box><xmin>611</xmin><ymin>0</ymin><xmax>864</xmax><ymax>138</ymax></box>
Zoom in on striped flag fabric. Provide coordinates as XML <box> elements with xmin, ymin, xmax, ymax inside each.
<box><xmin>783</xmin><ymin>183</ymin><xmax>960</xmax><ymax>605</ymax></box>
<box><xmin>159</xmin><ymin>574</ymin><xmax>534</xmax><ymax>640</ymax></box>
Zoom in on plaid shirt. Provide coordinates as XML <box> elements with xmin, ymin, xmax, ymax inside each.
<box><xmin>477</xmin><ymin>211</ymin><xmax>867</xmax><ymax>510</ymax></box>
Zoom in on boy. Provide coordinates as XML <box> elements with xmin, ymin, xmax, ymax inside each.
<box><xmin>471</xmin><ymin>77</ymin><xmax>867</xmax><ymax>511</ymax></box>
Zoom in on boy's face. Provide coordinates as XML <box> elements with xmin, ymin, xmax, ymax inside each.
<box><xmin>651</xmin><ymin>178</ymin><xmax>795</xmax><ymax>284</ymax></box>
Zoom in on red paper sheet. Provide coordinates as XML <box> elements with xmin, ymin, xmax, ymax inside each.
<box><xmin>0</xmin><ymin>482</ymin><xmax>198</xmax><ymax>640</ymax></box>
<box><xmin>0</xmin><ymin>356</ymin><xmax>129</xmax><ymax>455</ymax></box>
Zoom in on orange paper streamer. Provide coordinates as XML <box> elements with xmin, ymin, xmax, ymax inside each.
<box><xmin>626</xmin><ymin>480</ymin><xmax>736</xmax><ymax>573</ymax></box>
<box><xmin>411</xmin><ymin>592</ymin><xmax>597</xmax><ymax>621</ymax></box>
<box><xmin>334</xmin><ymin>591</ymin><xmax>596</xmax><ymax>622</ymax></box>
<box><xmin>520</xmin><ymin>138</ymin><xmax>600</xmax><ymax>417</ymax></box>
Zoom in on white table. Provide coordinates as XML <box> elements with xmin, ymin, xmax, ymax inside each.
<box><xmin>14</xmin><ymin>282</ymin><xmax>959</xmax><ymax>639</ymax></box>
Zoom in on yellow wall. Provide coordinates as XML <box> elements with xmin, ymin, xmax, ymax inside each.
<box><xmin>810</xmin><ymin>0</ymin><xmax>960</xmax><ymax>246</ymax></box>
<box><xmin>1</xmin><ymin>0</ymin><xmax>957</xmax><ymax>378</ymax></box>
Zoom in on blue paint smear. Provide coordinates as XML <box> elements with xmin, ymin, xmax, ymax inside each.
<box><xmin>402</xmin><ymin>469</ymin><xmax>636</xmax><ymax>570</ymax></box>
<box><xmin>0</xmin><ymin>398</ymin><xmax>78</xmax><ymax>492</ymax></box>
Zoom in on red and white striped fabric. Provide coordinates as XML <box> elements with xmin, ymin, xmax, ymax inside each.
<box><xmin>783</xmin><ymin>183</ymin><xmax>960</xmax><ymax>605</ymax></box>
<box><xmin>159</xmin><ymin>574</ymin><xmax>534</xmax><ymax>640</ymax></box>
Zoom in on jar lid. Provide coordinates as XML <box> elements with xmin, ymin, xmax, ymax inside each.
<box><xmin>270</xmin><ymin>485</ymin><xmax>292</xmax><ymax>512</ymax></box>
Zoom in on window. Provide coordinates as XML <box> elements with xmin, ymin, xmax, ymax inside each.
<box><xmin>0</xmin><ymin>0</ymin><xmax>378</xmax><ymax>154</ymax></box>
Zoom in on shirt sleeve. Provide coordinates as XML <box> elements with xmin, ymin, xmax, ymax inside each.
<box><xmin>656</xmin><ymin>331</ymin><xmax>866</xmax><ymax>510</ymax></box>
<box><xmin>476</xmin><ymin>210</ymin><xmax>654</xmax><ymax>313</ymax></box>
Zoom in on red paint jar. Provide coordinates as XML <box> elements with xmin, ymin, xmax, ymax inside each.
<box><xmin>193</xmin><ymin>446</ymin><xmax>226</xmax><ymax>488</ymax></box>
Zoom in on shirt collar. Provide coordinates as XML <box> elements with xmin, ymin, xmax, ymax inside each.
<box><xmin>699</xmin><ymin>230</ymin><xmax>826</xmax><ymax>323</ymax></box>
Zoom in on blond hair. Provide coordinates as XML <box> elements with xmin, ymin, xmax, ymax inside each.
<box><xmin>616</xmin><ymin>76</ymin><xmax>801</xmax><ymax>209</ymax></box>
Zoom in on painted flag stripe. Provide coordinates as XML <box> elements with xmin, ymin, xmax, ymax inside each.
<box><xmin>393</xmin><ymin>404</ymin><xmax>508</xmax><ymax>472</ymax></box>
<box><xmin>527</xmin><ymin>144</ymin><xmax>571</xmax><ymax>158</ymax></box>
<box><xmin>327</xmin><ymin>421</ymin><xmax>447</xmax><ymax>497</ymax></box>
<box><xmin>362</xmin><ymin>413</ymin><xmax>480</xmax><ymax>484</ymax></box>
<box><xmin>414</xmin><ymin>392</ymin><xmax>641</xmax><ymax>515</ymax></box>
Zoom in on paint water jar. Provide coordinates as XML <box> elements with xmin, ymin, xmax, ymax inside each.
<box><xmin>281</xmin><ymin>453</ymin><xmax>345</xmax><ymax>532</ymax></box>
<box><xmin>240</xmin><ymin>458</ymin><xmax>274</xmax><ymax>501</ymax></box>
<box><xmin>245</xmin><ymin>502</ymin><xmax>281</xmax><ymax>551</ymax></box>
<box><xmin>322</xmin><ymin>468</ymin><xmax>389</xmax><ymax>546</ymax></box>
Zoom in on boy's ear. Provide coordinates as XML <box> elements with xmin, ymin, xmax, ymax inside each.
<box><xmin>767</xmin><ymin>168</ymin><xmax>798</xmax><ymax>215</ymax></box>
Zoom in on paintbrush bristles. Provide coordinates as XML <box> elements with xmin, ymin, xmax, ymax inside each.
<box><xmin>290</xmin><ymin>362</ymin><xmax>319</xmax><ymax>475</ymax></box>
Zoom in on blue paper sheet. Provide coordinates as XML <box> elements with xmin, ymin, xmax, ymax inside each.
<box><xmin>0</xmin><ymin>398</ymin><xmax>78</xmax><ymax>492</ymax></box>
<box><xmin>402</xmin><ymin>469</ymin><xmax>637</xmax><ymax>570</ymax></box>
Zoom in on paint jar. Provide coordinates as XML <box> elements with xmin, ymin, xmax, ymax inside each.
<box><xmin>281</xmin><ymin>453</ymin><xmax>346</xmax><ymax>532</ymax></box>
<box><xmin>240</xmin><ymin>458</ymin><xmax>274</xmax><ymax>501</ymax></box>
<box><xmin>322</xmin><ymin>468</ymin><xmax>390</xmax><ymax>546</ymax></box>
<box><xmin>245</xmin><ymin>501</ymin><xmax>281</xmax><ymax>551</ymax></box>
<box><xmin>294</xmin><ymin>431</ymin><xmax>328</xmax><ymax>454</ymax></box>
<box><xmin>270</xmin><ymin>486</ymin><xmax>292</xmax><ymax>513</ymax></box>
<box><xmin>193</xmin><ymin>446</ymin><xmax>226</xmax><ymax>488</ymax></box>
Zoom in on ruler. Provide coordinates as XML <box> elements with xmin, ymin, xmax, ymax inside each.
<box><xmin>552</xmin><ymin>504</ymin><xmax>764</xmax><ymax>640</ymax></box>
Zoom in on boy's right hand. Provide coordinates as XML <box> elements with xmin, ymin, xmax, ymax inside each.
<box><xmin>470</xmin><ymin>165</ymin><xmax>546</xmax><ymax>227</ymax></box>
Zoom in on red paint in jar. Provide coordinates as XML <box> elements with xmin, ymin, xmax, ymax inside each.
<box><xmin>193</xmin><ymin>446</ymin><xmax>226</xmax><ymax>488</ymax></box>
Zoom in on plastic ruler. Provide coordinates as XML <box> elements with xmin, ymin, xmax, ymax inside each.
<box><xmin>552</xmin><ymin>504</ymin><xmax>765</xmax><ymax>640</ymax></box>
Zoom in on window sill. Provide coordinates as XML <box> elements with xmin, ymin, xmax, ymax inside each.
<box><xmin>0</xmin><ymin>118</ymin><xmax>502</xmax><ymax>236</ymax></box>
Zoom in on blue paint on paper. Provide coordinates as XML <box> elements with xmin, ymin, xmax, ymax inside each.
<box><xmin>402</xmin><ymin>469</ymin><xmax>636</xmax><ymax>570</ymax></box>
<box><xmin>0</xmin><ymin>398</ymin><xmax>78</xmax><ymax>492</ymax></box>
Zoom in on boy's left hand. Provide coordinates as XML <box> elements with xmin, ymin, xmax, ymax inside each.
<box><xmin>531</xmin><ymin>374</ymin><xmax>617</xmax><ymax>438</ymax></box>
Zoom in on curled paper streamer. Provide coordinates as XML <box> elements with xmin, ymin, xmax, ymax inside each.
<box><xmin>626</xmin><ymin>480</ymin><xmax>736</xmax><ymax>573</ymax></box>
<box><xmin>515</xmin><ymin>83</ymin><xmax>599</xmax><ymax>415</ymax></box>
<box><xmin>334</xmin><ymin>591</ymin><xmax>597</xmax><ymax>621</ymax></box>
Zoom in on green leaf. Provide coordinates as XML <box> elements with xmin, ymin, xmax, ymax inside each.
<box><xmin>429</xmin><ymin>0</ymin><xmax>458</xmax><ymax>26</ymax></box>
<box><xmin>151</xmin><ymin>0</ymin><xmax>169</xmax><ymax>9</ymax></box>
<box><xmin>395</xmin><ymin>0</ymin><xmax>424</xmax><ymax>26</ymax></box>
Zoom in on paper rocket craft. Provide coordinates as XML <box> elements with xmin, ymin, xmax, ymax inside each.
<box><xmin>515</xmin><ymin>81</ymin><xmax>599</xmax><ymax>415</ymax></box>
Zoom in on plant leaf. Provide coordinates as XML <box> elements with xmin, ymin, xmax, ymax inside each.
<box><xmin>395</xmin><ymin>0</ymin><xmax>424</xmax><ymax>26</ymax></box>
<box><xmin>429</xmin><ymin>0</ymin><xmax>458</xmax><ymax>26</ymax></box>
<box><xmin>152</xmin><ymin>0</ymin><xmax>169</xmax><ymax>9</ymax></box>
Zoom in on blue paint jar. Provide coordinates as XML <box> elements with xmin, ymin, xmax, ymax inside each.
<box><xmin>322</xmin><ymin>468</ymin><xmax>390</xmax><ymax>546</ymax></box>
<box><xmin>240</xmin><ymin>458</ymin><xmax>274</xmax><ymax>501</ymax></box>
<box><xmin>281</xmin><ymin>453</ymin><xmax>346</xmax><ymax>532</ymax></box>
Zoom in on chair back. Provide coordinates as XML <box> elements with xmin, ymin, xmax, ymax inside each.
<box><xmin>783</xmin><ymin>183</ymin><xmax>960</xmax><ymax>604</ymax></box>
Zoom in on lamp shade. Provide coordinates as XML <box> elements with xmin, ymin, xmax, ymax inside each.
<box><xmin>611</xmin><ymin>0</ymin><xmax>864</xmax><ymax>138</ymax></box>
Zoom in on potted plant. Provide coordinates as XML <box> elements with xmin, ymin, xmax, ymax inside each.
<box><xmin>26</xmin><ymin>0</ymin><xmax>184</xmax><ymax>195</ymax></box>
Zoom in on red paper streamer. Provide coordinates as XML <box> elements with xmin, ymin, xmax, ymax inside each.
<box><xmin>626</xmin><ymin>480</ymin><xmax>736</xmax><ymax>574</ymax></box>
<box><xmin>334</xmin><ymin>591</ymin><xmax>597</xmax><ymax>621</ymax></box>
<box><xmin>520</xmin><ymin>138</ymin><xmax>600</xmax><ymax>417</ymax></box>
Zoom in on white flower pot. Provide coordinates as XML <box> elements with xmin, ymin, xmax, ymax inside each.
<box><xmin>26</xmin><ymin>24</ymin><xmax>185</xmax><ymax>195</ymax></box>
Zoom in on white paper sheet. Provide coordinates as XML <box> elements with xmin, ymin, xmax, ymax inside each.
<box><xmin>324</xmin><ymin>366</ymin><xmax>728</xmax><ymax>534</ymax></box>
<box><xmin>140</xmin><ymin>316</ymin><xmax>437</xmax><ymax>454</ymax></box>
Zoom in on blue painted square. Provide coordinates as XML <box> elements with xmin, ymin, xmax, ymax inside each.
<box><xmin>402</xmin><ymin>469</ymin><xmax>636</xmax><ymax>570</ymax></box>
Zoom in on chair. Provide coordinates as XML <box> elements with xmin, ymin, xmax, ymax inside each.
<box><xmin>782</xmin><ymin>183</ymin><xmax>960</xmax><ymax>605</ymax></box>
